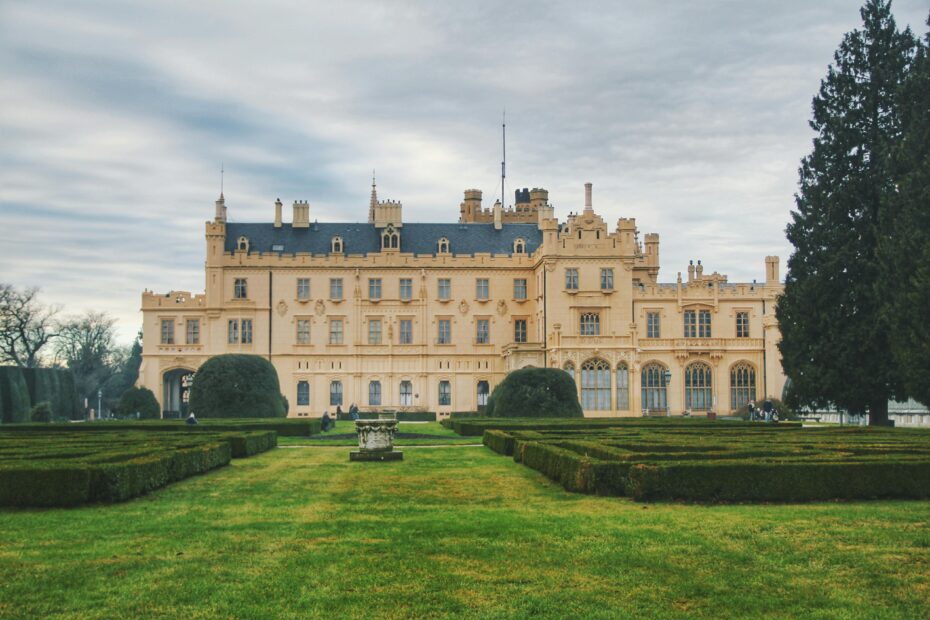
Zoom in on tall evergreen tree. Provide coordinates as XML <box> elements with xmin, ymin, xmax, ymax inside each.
<box><xmin>880</xmin><ymin>15</ymin><xmax>930</xmax><ymax>405</ymax></box>
<box><xmin>777</xmin><ymin>0</ymin><xmax>916</xmax><ymax>425</ymax></box>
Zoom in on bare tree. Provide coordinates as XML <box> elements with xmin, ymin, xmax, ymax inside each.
<box><xmin>54</xmin><ymin>311</ymin><xmax>121</xmax><ymax>409</ymax></box>
<box><xmin>0</xmin><ymin>284</ymin><xmax>59</xmax><ymax>367</ymax></box>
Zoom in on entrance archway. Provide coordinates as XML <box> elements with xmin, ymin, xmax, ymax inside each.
<box><xmin>163</xmin><ymin>368</ymin><xmax>195</xmax><ymax>419</ymax></box>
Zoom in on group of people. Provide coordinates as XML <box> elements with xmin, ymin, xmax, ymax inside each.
<box><xmin>748</xmin><ymin>399</ymin><xmax>777</xmax><ymax>422</ymax></box>
<box><xmin>320</xmin><ymin>403</ymin><xmax>361</xmax><ymax>432</ymax></box>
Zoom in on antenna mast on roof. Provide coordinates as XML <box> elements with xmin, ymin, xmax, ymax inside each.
<box><xmin>220</xmin><ymin>163</ymin><xmax>224</xmax><ymax>196</ymax></box>
<box><xmin>501</xmin><ymin>109</ymin><xmax>506</xmax><ymax>208</ymax></box>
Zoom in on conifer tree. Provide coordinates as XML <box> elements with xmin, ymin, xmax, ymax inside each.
<box><xmin>777</xmin><ymin>0</ymin><xmax>916</xmax><ymax>424</ymax></box>
<box><xmin>880</xmin><ymin>15</ymin><xmax>930</xmax><ymax>405</ymax></box>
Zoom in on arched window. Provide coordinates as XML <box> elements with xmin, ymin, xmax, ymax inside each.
<box><xmin>369</xmin><ymin>380</ymin><xmax>381</xmax><ymax>406</ymax></box>
<box><xmin>237</xmin><ymin>236</ymin><xmax>249</xmax><ymax>252</ymax></box>
<box><xmin>685</xmin><ymin>362</ymin><xmax>713</xmax><ymax>411</ymax></box>
<box><xmin>438</xmin><ymin>380</ymin><xmax>452</xmax><ymax>406</ymax></box>
<box><xmin>296</xmin><ymin>381</ymin><xmax>310</xmax><ymax>406</ymax></box>
<box><xmin>514</xmin><ymin>237</ymin><xmax>525</xmax><ymax>254</ymax></box>
<box><xmin>730</xmin><ymin>362</ymin><xmax>756</xmax><ymax>411</ymax></box>
<box><xmin>616</xmin><ymin>363</ymin><xmax>629</xmax><ymax>410</ymax></box>
<box><xmin>581</xmin><ymin>358</ymin><xmax>610</xmax><ymax>410</ymax></box>
<box><xmin>331</xmin><ymin>236</ymin><xmax>343</xmax><ymax>253</ymax></box>
<box><xmin>399</xmin><ymin>380</ymin><xmax>413</xmax><ymax>406</ymax></box>
<box><xmin>580</xmin><ymin>312</ymin><xmax>600</xmax><ymax>336</ymax></box>
<box><xmin>438</xmin><ymin>237</ymin><xmax>450</xmax><ymax>254</ymax></box>
<box><xmin>381</xmin><ymin>225</ymin><xmax>399</xmax><ymax>250</ymax></box>
<box><xmin>329</xmin><ymin>380</ymin><xmax>343</xmax><ymax>406</ymax></box>
<box><xmin>477</xmin><ymin>380</ymin><xmax>489</xmax><ymax>408</ymax></box>
<box><xmin>563</xmin><ymin>362</ymin><xmax>575</xmax><ymax>381</ymax></box>
<box><xmin>641</xmin><ymin>363</ymin><xmax>668</xmax><ymax>413</ymax></box>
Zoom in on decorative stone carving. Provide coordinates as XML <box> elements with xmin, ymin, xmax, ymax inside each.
<box><xmin>276</xmin><ymin>300</ymin><xmax>288</xmax><ymax>317</ymax></box>
<box><xmin>314</xmin><ymin>300</ymin><xmax>325</xmax><ymax>315</ymax></box>
<box><xmin>459</xmin><ymin>300</ymin><xmax>469</xmax><ymax>315</ymax></box>
<box><xmin>496</xmin><ymin>300</ymin><xmax>508</xmax><ymax>316</ymax></box>
<box><xmin>350</xmin><ymin>416</ymin><xmax>403</xmax><ymax>462</ymax></box>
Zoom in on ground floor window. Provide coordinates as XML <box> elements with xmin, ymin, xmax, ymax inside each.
<box><xmin>369</xmin><ymin>380</ymin><xmax>381</xmax><ymax>406</ymax></box>
<box><xmin>330</xmin><ymin>381</ymin><xmax>343</xmax><ymax>406</ymax></box>
<box><xmin>477</xmin><ymin>380</ymin><xmax>489</xmax><ymax>407</ymax></box>
<box><xmin>399</xmin><ymin>381</ymin><xmax>413</xmax><ymax>406</ymax></box>
<box><xmin>685</xmin><ymin>363</ymin><xmax>713</xmax><ymax>411</ymax></box>
<box><xmin>438</xmin><ymin>380</ymin><xmax>452</xmax><ymax>406</ymax></box>
<box><xmin>297</xmin><ymin>381</ymin><xmax>310</xmax><ymax>406</ymax></box>
<box><xmin>616</xmin><ymin>363</ymin><xmax>629</xmax><ymax>410</ymax></box>
<box><xmin>730</xmin><ymin>363</ymin><xmax>756</xmax><ymax>410</ymax></box>
<box><xmin>581</xmin><ymin>358</ymin><xmax>610</xmax><ymax>410</ymax></box>
<box><xmin>641</xmin><ymin>363</ymin><xmax>667</xmax><ymax>412</ymax></box>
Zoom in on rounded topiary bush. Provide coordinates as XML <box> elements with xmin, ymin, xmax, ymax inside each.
<box><xmin>188</xmin><ymin>354</ymin><xmax>286</xmax><ymax>418</ymax></box>
<box><xmin>29</xmin><ymin>401</ymin><xmax>52</xmax><ymax>423</ymax></box>
<box><xmin>485</xmin><ymin>367</ymin><xmax>583</xmax><ymax>418</ymax></box>
<box><xmin>117</xmin><ymin>386</ymin><xmax>161</xmax><ymax>419</ymax></box>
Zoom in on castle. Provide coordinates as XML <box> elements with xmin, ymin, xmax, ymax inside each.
<box><xmin>139</xmin><ymin>180</ymin><xmax>786</xmax><ymax>418</ymax></box>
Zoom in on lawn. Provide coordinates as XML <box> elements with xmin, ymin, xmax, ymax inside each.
<box><xmin>0</xmin><ymin>444</ymin><xmax>928</xmax><ymax>618</ymax></box>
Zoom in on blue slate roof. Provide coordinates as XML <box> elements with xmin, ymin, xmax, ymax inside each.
<box><xmin>225</xmin><ymin>222</ymin><xmax>542</xmax><ymax>256</ymax></box>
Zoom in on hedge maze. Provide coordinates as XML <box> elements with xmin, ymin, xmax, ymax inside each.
<box><xmin>0</xmin><ymin>429</ymin><xmax>278</xmax><ymax>508</ymax></box>
<box><xmin>470</xmin><ymin>419</ymin><xmax>930</xmax><ymax>502</ymax></box>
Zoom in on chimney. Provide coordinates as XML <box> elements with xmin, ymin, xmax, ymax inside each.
<box><xmin>274</xmin><ymin>198</ymin><xmax>282</xmax><ymax>228</ymax></box>
<box><xmin>214</xmin><ymin>193</ymin><xmax>226</xmax><ymax>223</ymax></box>
<box><xmin>584</xmin><ymin>182</ymin><xmax>593</xmax><ymax>211</ymax></box>
<box><xmin>293</xmin><ymin>200</ymin><xmax>310</xmax><ymax>228</ymax></box>
<box><xmin>493</xmin><ymin>199</ymin><xmax>502</xmax><ymax>230</ymax></box>
<box><xmin>765</xmin><ymin>256</ymin><xmax>780</xmax><ymax>284</ymax></box>
<box><xmin>688</xmin><ymin>260</ymin><xmax>695</xmax><ymax>283</ymax></box>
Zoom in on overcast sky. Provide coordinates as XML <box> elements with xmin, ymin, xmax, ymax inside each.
<box><xmin>1</xmin><ymin>0</ymin><xmax>927</xmax><ymax>343</ymax></box>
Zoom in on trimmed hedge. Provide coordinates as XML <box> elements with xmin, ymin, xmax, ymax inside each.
<box><xmin>117</xmin><ymin>386</ymin><xmax>160</xmax><ymax>419</ymax></box>
<box><xmin>0</xmin><ymin>367</ymin><xmax>31</xmax><ymax>423</ymax></box>
<box><xmin>0</xmin><ymin>418</ymin><xmax>321</xmax><ymax>437</ymax></box>
<box><xmin>0</xmin><ymin>430</ymin><xmax>277</xmax><ymax>507</ymax></box>
<box><xmin>188</xmin><ymin>354</ymin><xmax>287</xmax><ymax>418</ymax></box>
<box><xmin>480</xmin><ymin>420</ymin><xmax>930</xmax><ymax>502</ymax></box>
<box><xmin>485</xmin><ymin>368</ymin><xmax>583</xmax><ymax>418</ymax></box>
<box><xmin>1</xmin><ymin>367</ymin><xmax>79</xmax><ymax>422</ymax></box>
<box><xmin>336</xmin><ymin>411</ymin><xmax>437</xmax><ymax>422</ymax></box>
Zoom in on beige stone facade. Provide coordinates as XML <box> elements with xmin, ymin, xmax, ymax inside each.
<box><xmin>140</xmin><ymin>181</ymin><xmax>786</xmax><ymax>419</ymax></box>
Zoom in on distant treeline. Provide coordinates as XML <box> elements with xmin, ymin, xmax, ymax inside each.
<box><xmin>0</xmin><ymin>366</ymin><xmax>80</xmax><ymax>423</ymax></box>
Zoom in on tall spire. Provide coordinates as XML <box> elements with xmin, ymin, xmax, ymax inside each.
<box><xmin>368</xmin><ymin>169</ymin><xmax>378</xmax><ymax>224</ymax></box>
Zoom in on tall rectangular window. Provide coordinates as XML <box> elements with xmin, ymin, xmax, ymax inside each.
<box><xmin>329</xmin><ymin>319</ymin><xmax>343</xmax><ymax>344</ymax></box>
<box><xmin>513</xmin><ymin>278</ymin><xmax>527</xmax><ymax>300</ymax></box>
<box><xmin>297</xmin><ymin>381</ymin><xmax>310</xmax><ymax>406</ymax></box>
<box><xmin>369</xmin><ymin>381</ymin><xmax>382</xmax><ymax>406</ymax></box>
<box><xmin>399</xmin><ymin>319</ymin><xmax>413</xmax><ymax>344</ymax></box>
<box><xmin>580</xmin><ymin>312</ymin><xmax>600</xmax><ymax>336</ymax></box>
<box><xmin>438</xmin><ymin>380</ymin><xmax>452</xmax><ymax>406</ymax></box>
<box><xmin>476</xmin><ymin>319</ymin><xmax>489</xmax><ymax>344</ymax></box>
<box><xmin>227</xmin><ymin>319</ymin><xmax>239</xmax><ymax>344</ymax></box>
<box><xmin>330</xmin><ymin>278</ymin><xmax>343</xmax><ymax>301</ymax></box>
<box><xmin>241</xmin><ymin>319</ymin><xmax>253</xmax><ymax>344</ymax></box>
<box><xmin>600</xmin><ymin>268</ymin><xmax>614</xmax><ymax>290</ymax></box>
<box><xmin>647</xmin><ymin>312</ymin><xmax>661</xmax><ymax>338</ymax></box>
<box><xmin>330</xmin><ymin>381</ymin><xmax>343</xmax><ymax>406</ymax></box>
<box><xmin>399</xmin><ymin>381</ymin><xmax>413</xmax><ymax>406</ymax></box>
<box><xmin>297</xmin><ymin>278</ymin><xmax>310</xmax><ymax>300</ymax></box>
<box><xmin>369</xmin><ymin>278</ymin><xmax>382</xmax><ymax>300</ymax></box>
<box><xmin>565</xmin><ymin>268</ymin><xmax>579</xmax><ymax>290</ymax></box>
<box><xmin>736</xmin><ymin>312</ymin><xmax>749</xmax><ymax>338</ymax></box>
<box><xmin>437</xmin><ymin>319</ymin><xmax>451</xmax><ymax>344</ymax></box>
<box><xmin>399</xmin><ymin>278</ymin><xmax>413</xmax><ymax>301</ymax></box>
<box><xmin>514</xmin><ymin>319</ymin><xmax>527</xmax><ymax>343</ymax></box>
<box><xmin>369</xmin><ymin>319</ymin><xmax>382</xmax><ymax>344</ymax></box>
<box><xmin>438</xmin><ymin>278</ymin><xmax>451</xmax><ymax>300</ymax></box>
<box><xmin>161</xmin><ymin>319</ymin><xmax>175</xmax><ymax>345</ymax></box>
<box><xmin>234</xmin><ymin>278</ymin><xmax>248</xmax><ymax>299</ymax></box>
<box><xmin>699</xmin><ymin>310</ymin><xmax>712</xmax><ymax>338</ymax></box>
<box><xmin>684</xmin><ymin>310</ymin><xmax>696</xmax><ymax>338</ymax></box>
<box><xmin>185</xmin><ymin>319</ymin><xmax>199</xmax><ymax>345</ymax></box>
<box><xmin>296</xmin><ymin>319</ymin><xmax>311</xmax><ymax>344</ymax></box>
<box><xmin>476</xmin><ymin>278</ymin><xmax>489</xmax><ymax>300</ymax></box>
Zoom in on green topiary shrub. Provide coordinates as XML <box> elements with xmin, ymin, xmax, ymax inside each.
<box><xmin>117</xmin><ymin>386</ymin><xmax>161</xmax><ymax>419</ymax></box>
<box><xmin>485</xmin><ymin>367</ymin><xmax>583</xmax><ymax>418</ymax></box>
<box><xmin>29</xmin><ymin>401</ymin><xmax>52</xmax><ymax>423</ymax></box>
<box><xmin>0</xmin><ymin>367</ymin><xmax>31</xmax><ymax>424</ymax></box>
<box><xmin>188</xmin><ymin>354</ymin><xmax>286</xmax><ymax>418</ymax></box>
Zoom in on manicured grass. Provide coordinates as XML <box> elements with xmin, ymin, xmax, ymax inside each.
<box><xmin>0</xmin><ymin>446</ymin><xmax>928</xmax><ymax>618</ymax></box>
<box><xmin>281</xmin><ymin>421</ymin><xmax>478</xmax><ymax>446</ymax></box>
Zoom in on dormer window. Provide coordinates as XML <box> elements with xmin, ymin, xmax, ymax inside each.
<box><xmin>438</xmin><ymin>237</ymin><xmax>450</xmax><ymax>254</ymax></box>
<box><xmin>514</xmin><ymin>238</ymin><xmax>525</xmax><ymax>254</ymax></box>
<box><xmin>331</xmin><ymin>236</ymin><xmax>343</xmax><ymax>253</ymax></box>
<box><xmin>381</xmin><ymin>224</ymin><xmax>399</xmax><ymax>250</ymax></box>
<box><xmin>237</xmin><ymin>236</ymin><xmax>250</xmax><ymax>253</ymax></box>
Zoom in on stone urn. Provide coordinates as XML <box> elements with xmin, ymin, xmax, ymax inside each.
<box><xmin>350</xmin><ymin>414</ymin><xmax>403</xmax><ymax>461</ymax></box>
